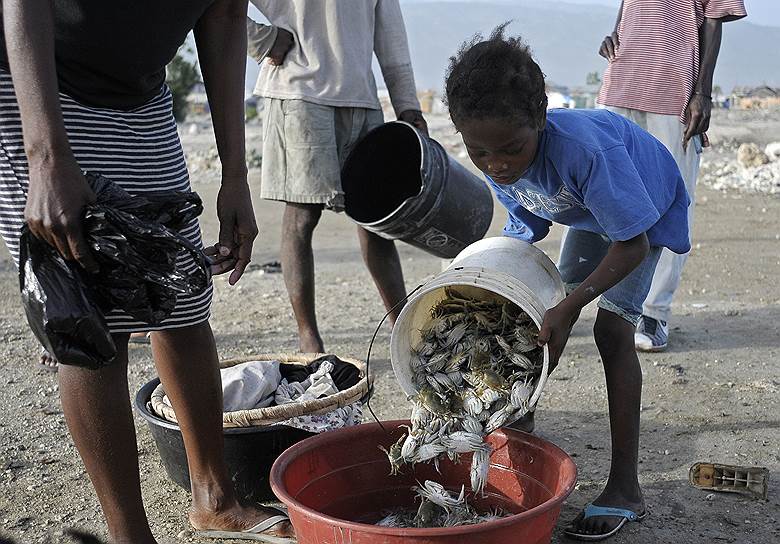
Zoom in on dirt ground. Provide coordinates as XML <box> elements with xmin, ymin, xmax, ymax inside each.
<box><xmin>0</xmin><ymin>109</ymin><xmax>778</xmax><ymax>544</ymax></box>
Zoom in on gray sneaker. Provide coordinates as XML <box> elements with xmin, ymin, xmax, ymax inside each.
<box><xmin>635</xmin><ymin>316</ymin><xmax>668</xmax><ymax>352</ymax></box>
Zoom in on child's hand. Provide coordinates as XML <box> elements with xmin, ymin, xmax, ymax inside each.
<box><xmin>537</xmin><ymin>300</ymin><xmax>580</xmax><ymax>373</ymax></box>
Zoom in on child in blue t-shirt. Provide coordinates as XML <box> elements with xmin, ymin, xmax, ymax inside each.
<box><xmin>444</xmin><ymin>25</ymin><xmax>690</xmax><ymax>541</ymax></box>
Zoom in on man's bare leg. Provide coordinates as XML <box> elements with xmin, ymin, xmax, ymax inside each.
<box><xmin>281</xmin><ymin>202</ymin><xmax>325</xmax><ymax>353</ymax></box>
<box><xmin>357</xmin><ymin>227</ymin><xmax>407</xmax><ymax>327</ymax></box>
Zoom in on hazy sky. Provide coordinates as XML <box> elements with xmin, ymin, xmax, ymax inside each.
<box><xmin>400</xmin><ymin>0</ymin><xmax>780</xmax><ymax>27</ymax></box>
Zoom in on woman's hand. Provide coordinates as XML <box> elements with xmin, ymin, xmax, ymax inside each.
<box><xmin>214</xmin><ymin>178</ymin><xmax>258</xmax><ymax>285</ymax></box>
<box><xmin>25</xmin><ymin>154</ymin><xmax>98</xmax><ymax>272</ymax></box>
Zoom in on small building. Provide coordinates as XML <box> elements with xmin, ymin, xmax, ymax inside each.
<box><xmin>730</xmin><ymin>85</ymin><xmax>780</xmax><ymax>109</ymax></box>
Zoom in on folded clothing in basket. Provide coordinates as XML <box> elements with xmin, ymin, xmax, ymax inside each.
<box><xmin>221</xmin><ymin>360</ymin><xmax>282</xmax><ymax>411</ymax></box>
<box><xmin>159</xmin><ymin>357</ymin><xmax>364</xmax><ymax>433</ymax></box>
<box><xmin>279</xmin><ymin>354</ymin><xmax>361</xmax><ymax>390</ymax></box>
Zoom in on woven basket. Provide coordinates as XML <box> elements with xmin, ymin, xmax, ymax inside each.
<box><xmin>150</xmin><ymin>353</ymin><xmax>368</xmax><ymax>429</ymax></box>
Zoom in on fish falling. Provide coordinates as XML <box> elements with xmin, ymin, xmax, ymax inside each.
<box><xmin>378</xmin><ymin>287</ymin><xmax>543</xmax><ymax>528</ymax></box>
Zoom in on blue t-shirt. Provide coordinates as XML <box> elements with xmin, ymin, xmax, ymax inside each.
<box><xmin>488</xmin><ymin>109</ymin><xmax>691</xmax><ymax>254</ymax></box>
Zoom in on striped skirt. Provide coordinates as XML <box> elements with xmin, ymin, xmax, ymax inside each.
<box><xmin>0</xmin><ymin>70</ymin><xmax>212</xmax><ymax>333</ymax></box>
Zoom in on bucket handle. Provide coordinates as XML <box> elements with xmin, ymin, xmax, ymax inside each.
<box><xmin>363</xmin><ymin>279</ymin><xmax>434</xmax><ymax>432</ymax></box>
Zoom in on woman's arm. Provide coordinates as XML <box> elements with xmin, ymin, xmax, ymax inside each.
<box><xmin>194</xmin><ymin>0</ymin><xmax>258</xmax><ymax>285</ymax></box>
<box><xmin>3</xmin><ymin>0</ymin><xmax>97</xmax><ymax>270</ymax></box>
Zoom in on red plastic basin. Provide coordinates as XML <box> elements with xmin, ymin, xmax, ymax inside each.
<box><xmin>270</xmin><ymin>420</ymin><xmax>577</xmax><ymax>544</ymax></box>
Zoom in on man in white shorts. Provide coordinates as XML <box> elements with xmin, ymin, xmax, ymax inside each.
<box><xmin>248</xmin><ymin>0</ymin><xmax>426</xmax><ymax>353</ymax></box>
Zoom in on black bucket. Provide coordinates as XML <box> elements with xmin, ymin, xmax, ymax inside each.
<box><xmin>342</xmin><ymin>121</ymin><xmax>493</xmax><ymax>259</ymax></box>
<box><xmin>134</xmin><ymin>378</ymin><xmax>313</xmax><ymax>503</ymax></box>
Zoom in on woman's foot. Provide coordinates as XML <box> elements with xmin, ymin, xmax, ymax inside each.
<box><xmin>189</xmin><ymin>501</ymin><xmax>295</xmax><ymax>539</ymax></box>
<box><xmin>565</xmin><ymin>487</ymin><xmax>646</xmax><ymax>540</ymax></box>
<box><xmin>38</xmin><ymin>349</ymin><xmax>58</xmax><ymax>373</ymax></box>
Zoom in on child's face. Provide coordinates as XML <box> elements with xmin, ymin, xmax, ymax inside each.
<box><xmin>458</xmin><ymin>117</ymin><xmax>541</xmax><ymax>185</ymax></box>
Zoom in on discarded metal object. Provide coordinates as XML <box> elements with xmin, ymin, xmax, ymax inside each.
<box><xmin>689</xmin><ymin>462</ymin><xmax>769</xmax><ymax>500</ymax></box>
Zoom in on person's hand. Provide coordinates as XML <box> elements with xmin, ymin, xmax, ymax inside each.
<box><xmin>683</xmin><ymin>93</ymin><xmax>712</xmax><ymax>150</ymax></box>
<box><xmin>215</xmin><ymin>177</ymin><xmax>258</xmax><ymax>285</ymax></box>
<box><xmin>25</xmin><ymin>155</ymin><xmax>98</xmax><ymax>272</ymax></box>
<box><xmin>204</xmin><ymin>243</ymin><xmax>236</xmax><ymax>276</ymax></box>
<box><xmin>598</xmin><ymin>31</ymin><xmax>620</xmax><ymax>61</ymax></box>
<box><xmin>267</xmin><ymin>28</ymin><xmax>294</xmax><ymax>66</ymax></box>
<box><xmin>399</xmin><ymin>109</ymin><xmax>429</xmax><ymax>137</ymax></box>
<box><xmin>537</xmin><ymin>299</ymin><xmax>579</xmax><ymax>373</ymax></box>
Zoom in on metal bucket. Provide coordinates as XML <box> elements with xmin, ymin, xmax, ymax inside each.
<box><xmin>342</xmin><ymin>121</ymin><xmax>493</xmax><ymax>259</ymax></box>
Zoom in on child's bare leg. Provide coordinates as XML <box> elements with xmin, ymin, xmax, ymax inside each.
<box><xmin>569</xmin><ymin>308</ymin><xmax>645</xmax><ymax>536</ymax></box>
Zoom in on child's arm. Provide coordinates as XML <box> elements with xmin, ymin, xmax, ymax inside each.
<box><xmin>538</xmin><ymin>232</ymin><xmax>649</xmax><ymax>369</ymax></box>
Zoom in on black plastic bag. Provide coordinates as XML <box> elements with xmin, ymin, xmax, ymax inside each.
<box><xmin>19</xmin><ymin>233</ymin><xmax>117</xmax><ymax>368</ymax></box>
<box><xmin>19</xmin><ymin>172</ymin><xmax>211</xmax><ymax>369</ymax></box>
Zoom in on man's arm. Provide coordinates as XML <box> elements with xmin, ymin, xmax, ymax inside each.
<box><xmin>374</xmin><ymin>0</ymin><xmax>427</xmax><ymax>134</ymax></box>
<box><xmin>684</xmin><ymin>1</ymin><xmax>747</xmax><ymax>146</ymax></box>
<box><xmin>2</xmin><ymin>0</ymin><xmax>97</xmax><ymax>270</ymax></box>
<box><xmin>246</xmin><ymin>18</ymin><xmax>278</xmax><ymax>63</ymax></box>
<box><xmin>246</xmin><ymin>17</ymin><xmax>294</xmax><ymax>67</ymax></box>
<box><xmin>194</xmin><ymin>0</ymin><xmax>258</xmax><ymax>285</ymax></box>
<box><xmin>598</xmin><ymin>1</ymin><xmax>624</xmax><ymax>61</ymax></box>
<box><xmin>683</xmin><ymin>18</ymin><xmax>722</xmax><ymax>146</ymax></box>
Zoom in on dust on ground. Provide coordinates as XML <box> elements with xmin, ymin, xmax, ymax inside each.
<box><xmin>0</xmin><ymin>109</ymin><xmax>778</xmax><ymax>544</ymax></box>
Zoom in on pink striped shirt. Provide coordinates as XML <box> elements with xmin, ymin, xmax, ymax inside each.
<box><xmin>598</xmin><ymin>0</ymin><xmax>746</xmax><ymax>120</ymax></box>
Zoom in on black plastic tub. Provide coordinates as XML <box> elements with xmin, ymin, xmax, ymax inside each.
<box><xmin>134</xmin><ymin>378</ymin><xmax>313</xmax><ymax>503</ymax></box>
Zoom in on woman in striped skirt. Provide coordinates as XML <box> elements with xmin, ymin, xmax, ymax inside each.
<box><xmin>0</xmin><ymin>1</ymin><xmax>292</xmax><ymax>542</ymax></box>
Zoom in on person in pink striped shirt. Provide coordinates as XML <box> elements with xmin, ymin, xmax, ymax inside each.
<box><xmin>597</xmin><ymin>0</ymin><xmax>746</xmax><ymax>352</ymax></box>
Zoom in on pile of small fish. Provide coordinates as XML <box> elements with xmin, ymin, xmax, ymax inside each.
<box><xmin>378</xmin><ymin>287</ymin><xmax>542</xmax><ymax>528</ymax></box>
<box><xmin>376</xmin><ymin>481</ymin><xmax>507</xmax><ymax>529</ymax></box>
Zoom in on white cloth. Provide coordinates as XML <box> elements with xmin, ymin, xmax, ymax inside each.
<box><xmin>274</xmin><ymin>361</ymin><xmax>339</xmax><ymax>405</ymax></box>
<box><xmin>247</xmin><ymin>0</ymin><xmax>420</xmax><ymax>116</ymax></box>
<box><xmin>274</xmin><ymin>361</ymin><xmax>364</xmax><ymax>432</ymax></box>
<box><xmin>605</xmin><ymin>106</ymin><xmax>701</xmax><ymax>323</ymax></box>
<box><xmin>220</xmin><ymin>360</ymin><xmax>282</xmax><ymax>411</ymax></box>
<box><xmin>160</xmin><ymin>359</ymin><xmax>363</xmax><ymax>433</ymax></box>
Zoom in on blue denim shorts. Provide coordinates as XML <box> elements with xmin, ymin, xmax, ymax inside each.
<box><xmin>557</xmin><ymin>229</ymin><xmax>662</xmax><ymax>326</ymax></box>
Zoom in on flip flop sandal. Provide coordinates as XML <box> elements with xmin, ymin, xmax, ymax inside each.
<box><xmin>194</xmin><ymin>508</ymin><xmax>294</xmax><ymax>543</ymax></box>
<box><xmin>563</xmin><ymin>503</ymin><xmax>648</xmax><ymax>541</ymax></box>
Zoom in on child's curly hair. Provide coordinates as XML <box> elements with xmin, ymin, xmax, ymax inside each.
<box><xmin>445</xmin><ymin>23</ymin><xmax>547</xmax><ymax>128</ymax></box>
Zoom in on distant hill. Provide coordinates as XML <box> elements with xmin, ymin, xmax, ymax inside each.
<box><xmin>245</xmin><ymin>1</ymin><xmax>780</xmax><ymax>95</ymax></box>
